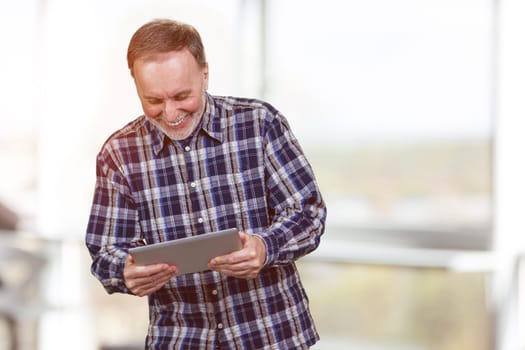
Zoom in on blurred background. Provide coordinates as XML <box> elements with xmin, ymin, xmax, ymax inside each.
<box><xmin>0</xmin><ymin>0</ymin><xmax>524</xmax><ymax>349</ymax></box>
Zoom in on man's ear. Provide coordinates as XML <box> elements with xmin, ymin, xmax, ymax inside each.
<box><xmin>202</xmin><ymin>63</ymin><xmax>209</xmax><ymax>91</ymax></box>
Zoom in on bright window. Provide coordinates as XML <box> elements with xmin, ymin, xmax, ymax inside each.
<box><xmin>265</xmin><ymin>0</ymin><xmax>494</xmax><ymax>250</ymax></box>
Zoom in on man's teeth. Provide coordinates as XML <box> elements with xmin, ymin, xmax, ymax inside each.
<box><xmin>167</xmin><ymin>114</ymin><xmax>187</xmax><ymax>127</ymax></box>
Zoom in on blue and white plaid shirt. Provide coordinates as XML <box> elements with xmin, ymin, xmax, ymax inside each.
<box><xmin>86</xmin><ymin>94</ymin><xmax>327</xmax><ymax>349</ymax></box>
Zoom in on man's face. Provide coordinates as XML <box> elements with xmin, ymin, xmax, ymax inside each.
<box><xmin>132</xmin><ymin>49</ymin><xmax>209</xmax><ymax>141</ymax></box>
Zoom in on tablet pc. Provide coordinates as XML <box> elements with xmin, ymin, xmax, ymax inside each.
<box><xmin>129</xmin><ymin>228</ymin><xmax>242</xmax><ymax>274</ymax></box>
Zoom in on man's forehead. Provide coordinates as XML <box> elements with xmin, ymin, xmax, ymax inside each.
<box><xmin>136</xmin><ymin>49</ymin><xmax>195</xmax><ymax>67</ymax></box>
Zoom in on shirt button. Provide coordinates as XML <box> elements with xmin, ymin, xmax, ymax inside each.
<box><xmin>184</xmin><ymin>146</ymin><xmax>190</xmax><ymax>152</ymax></box>
<box><xmin>190</xmin><ymin>182</ymin><xmax>196</xmax><ymax>188</ymax></box>
<box><xmin>198</xmin><ymin>217</ymin><xmax>204</xmax><ymax>224</ymax></box>
<box><xmin>217</xmin><ymin>323</ymin><xmax>223</xmax><ymax>330</ymax></box>
<box><xmin>211</xmin><ymin>289</ymin><xmax>218</xmax><ymax>296</ymax></box>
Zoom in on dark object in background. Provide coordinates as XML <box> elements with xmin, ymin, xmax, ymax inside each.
<box><xmin>0</xmin><ymin>201</ymin><xmax>18</xmax><ymax>231</ymax></box>
<box><xmin>0</xmin><ymin>200</ymin><xmax>19</xmax><ymax>288</ymax></box>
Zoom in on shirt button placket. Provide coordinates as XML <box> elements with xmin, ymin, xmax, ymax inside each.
<box><xmin>210</xmin><ymin>288</ymin><xmax>223</xmax><ymax>333</ymax></box>
<box><xmin>184</xmin><ymin>143</ymin><xmax>202</xmax><ymax>229</ymax></box>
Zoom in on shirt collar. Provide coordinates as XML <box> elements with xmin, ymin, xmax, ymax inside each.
<box><xmin>148</xmin><ymin>93</ymin><xmax>224</xmax><ymax>156</ymax></box>
<box><xmin>200</xmin><ymin>93</ymin><xmax>224</xmax><ymax>144</ymax></box>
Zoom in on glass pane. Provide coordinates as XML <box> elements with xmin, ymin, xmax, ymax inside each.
<box><xmin>0</xmin><ymin>0</ymin><xmax>40</xmax><ymax>229</ymax></box>
<box><xmin>266</xmin><ymin>0</ymin><xmax>493</xmax><ymax>248</ymax></box>
<box><xmin>298</xmin><ymin>261</ymin><xmax>491</xmax><ymax>350</ymax></box>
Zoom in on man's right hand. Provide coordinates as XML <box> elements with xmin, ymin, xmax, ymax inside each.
<box><xmin>123</xmin><ymin>254</ymin><xmax>178</xmax><ymax>297</ymax></box>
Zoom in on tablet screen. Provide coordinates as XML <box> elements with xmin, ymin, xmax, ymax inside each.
<box><xmin>129</xmin><ymin>228</ymin><xmax>241</xmax><ymax>274</ymax></box>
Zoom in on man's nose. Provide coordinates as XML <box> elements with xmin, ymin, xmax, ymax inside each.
<box><xmin>164</xmin><ymin>100</ymin><xmax>179</xmax><ymax>120</ymax></box>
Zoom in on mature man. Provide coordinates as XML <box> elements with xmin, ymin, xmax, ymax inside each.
<box><xmin>86</xmin><ymin>19</ymin><xmax>327</xmax><ymax>349</ymax></box>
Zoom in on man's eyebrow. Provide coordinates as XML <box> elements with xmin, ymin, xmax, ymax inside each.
<box><xmin>172</xmin><ymin>90</ymin><xmax>191</xmax><ymax>98</ymax></box>
<box><xmin>143</xmin><ymin>89</ymin><xmax>192</xmax><ymax>101</ymax></box>
<box><xmin>144</xmin><ymin>95</ymin><xmax>162</xmax><ymax>102</ymax></box>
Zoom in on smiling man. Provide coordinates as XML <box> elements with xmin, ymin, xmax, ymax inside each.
<box><xmin>86</xmin><ymin>19</ymin><xmax>327</xmax><ymax>350</ymax></box>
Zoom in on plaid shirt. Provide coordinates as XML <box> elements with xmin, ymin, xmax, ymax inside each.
<box><xmin>86</xmin><ymin>94</ymin><xmax>327</xmax><ymax>349</ymax></box>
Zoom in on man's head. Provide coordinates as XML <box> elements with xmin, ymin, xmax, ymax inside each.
<box><xmin>128</xmin><ymin>19</ymin><xmax>209</xmax><ymax>141</ymax></box>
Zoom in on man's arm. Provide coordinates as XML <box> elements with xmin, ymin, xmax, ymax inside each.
<box><xmin>257</xmin><ymin>110</ymin><xmax>327</xmax><ymax>267</ymax></box>
<box><xmin>85</xmin><ymin>151</ymin><xmax>143</xmax><ymax>294</ymax></box>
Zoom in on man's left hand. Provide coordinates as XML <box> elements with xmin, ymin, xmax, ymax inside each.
<box><xmin>208</xmin><ymin>232</ymin><xmax>266</xmax><ymax>279</ymax></box>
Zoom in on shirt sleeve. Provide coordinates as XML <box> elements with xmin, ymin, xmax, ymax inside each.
<box><xmin>257</xmin><ymin>109</ymin><xmax>327</xmax><ymax>267</ymax></box>
<box><xmin>85</xmin><ymin>147</ymin><xmax>141</xmax><ymax>295</ymax></box>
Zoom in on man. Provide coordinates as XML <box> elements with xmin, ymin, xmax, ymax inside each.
<box><xmin>86</xmin><ymin>19</ymin><xmax>327</xmax><ymax>349</ymax></box>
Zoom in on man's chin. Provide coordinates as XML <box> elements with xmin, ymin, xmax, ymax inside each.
<box><xmin>149</xmin><ymin>113</ymin><xmax>201</xmax><ymax>141</ymax></box>
<box><xmin>160</xmin><ymin>127</ymin><xmax>188</xmax><ymax>141</ymax></box>
<box><xmin>163</xmin><ymin>123</ymin><xmax>195</xmax><ymax>141</ymax></box>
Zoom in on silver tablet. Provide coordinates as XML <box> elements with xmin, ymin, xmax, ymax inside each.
<box><xmin>129</xmin><ymin>228</ymin><xmax>242</xmax><ymax>274</ymax></box>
